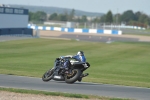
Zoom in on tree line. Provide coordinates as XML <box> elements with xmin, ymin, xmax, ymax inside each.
<box><xmin>29</xmin><ymin>9</ymin><xmax>150</xmax><ymax>28</ymax></box>
<box><xmin>101</xmin><ymin>10</ymin><xmax>150</xmax><ymax>28</ymax></box>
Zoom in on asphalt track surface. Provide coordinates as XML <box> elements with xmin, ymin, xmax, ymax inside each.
<box><xmin>41</xmin><ymin>34</ymin><xmax>140</xmax><ymax>42</ymax></box>
<box><xmin>1</xmin><ymin>33</ymin><xmax>150</xmax><ymax>43</ymax></box>
<box><xmin>0</xmin><ymin>74</ymin><xmax>150</xmax><ymax>100</ymax></box>
<box><xmin>39</xmin><ymin>31</ymin><xmax>150</xmax><ymax>42</ymax></box>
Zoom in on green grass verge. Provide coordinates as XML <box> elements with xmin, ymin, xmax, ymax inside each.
<box><xmin>0</xmin><ymin>87</ymin><xmax>131</xmax><ymax>100</ymax></box>
<box><xmin>123</xmin><ymin>33</ymin><xmax>150</xmax><ymax>36</ymax></box>
<box><xmin>123</xmin><ymin>29</ymin><xmax>150</xmax><ymax>36</ymax></box>
<box><xmin>0</xmin><ymin>38</ymin><xmax>150</xmax><ymax>88</ymax></box>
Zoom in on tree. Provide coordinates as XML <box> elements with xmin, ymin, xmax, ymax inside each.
<box><xmin>138</xmin><ymin>14</ymin><xmax>150</xmax><ymax>27</ymax></box>
<box><xmin>99</xmin><ymin>15</ymin><xmax>106</xmax><ymax>22</ymax></box>
<box><xmin>29</xmin><ymin>12</ymin><xmax>34</xmax><ymax>21</ymax></box>
<box><xmin>121</xmin><ymin>10</ymin><xmax>135</xmax><ymax>23</ymax></box>
<box><xmin>105</xmin><ymin>10</ymin><xmax>113</xmax><ymax>23</ymax></box>
<box><xmin>81</xmin><ymin>15</ymin><xmax>87</xmax><ymax>22</ymax></box>
<box><xmin>139</xmin><ymin>13</ymin><xmax>148</xmax><ymax>22</ymax></box>
<box><xmin>49</xmin><ymin>13</ymin><xmax>58</xmax><ymax>20</ymax></box>
<box><xmin>57</xmin><ymin>14</ymin><xmax>68</xmax><ymax>21</ymax></box>
<box><xmin>29</xmin><ymin>11</ymin><xmax>47</xmax><ymax>21</ymax></box>
<box><xmin>68</xmin><ymin>9</ymin><xmax>75</xmax><ymax>21</ymax></box>
<box><xmin>135</xmin><ymin>11</ymin><xmax>142</xmax><ymax>21</ymax></box>
<box><xmin>113</xmin><ymin>13</ymin><xmax>121</xmax><ymax>24</ymax></box>
<box><xmin>92</xmin><ymin>17</ymin><xmax>100</xmax><ymax>23</ymax></box>
<box><xmin>64</xmin><ymin>10</ymin><xmax>69</xmax><ymax>21</ymax></box>
<box><xmin>74</xmin><ymin>17</ymin><xmax>81</xmax><ymax>22</ymax></box>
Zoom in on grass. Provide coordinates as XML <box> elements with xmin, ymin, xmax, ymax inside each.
<box><xmin>0</xmin><ymin>87</ymin><xmax>132</xmax><ymax>100</ymax></box>
<box><xmin>0</xmin><ymin>38</ymin><xmax>150</xmax><ymax>88</ymax></box>
<box><xmin>123</xmin><ymin>29</ymin><xmax>150</xmax><ymax>36</ymax></box>
<box><xmin>123</xmin><ymin>33</ymin><xmax>150</xmax><ymax>36</ymax></box>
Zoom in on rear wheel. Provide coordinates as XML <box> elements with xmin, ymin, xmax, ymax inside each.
<box><xmin>65</xmin><ymin>69</ymin><xmax>81</xmax><ymax>84</ymax></box>
<box><xmin>42</xmin><ymin>68</ymin><xmax>54</xmax><ymax>82</ymax></box>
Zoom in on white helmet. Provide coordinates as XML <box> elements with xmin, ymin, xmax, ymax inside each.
<box><xmin>77</xmin><ymin>51</ymin><xmax>84</xmax><ymax>56</ymax></box>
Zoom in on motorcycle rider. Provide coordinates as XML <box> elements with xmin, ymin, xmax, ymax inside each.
<box><xmin>61</xmin><ymin>51</ymin><xmax>89</xmax><ymax>82</ymax></box>
<box><xmin>72</xmin><ymin>51</ymin><xmax>86</xmax><ymax>62</ymax></box>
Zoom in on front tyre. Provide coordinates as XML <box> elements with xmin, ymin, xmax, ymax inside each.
<box><xmin>42</xmin><ymin>68</ymin><xmax>54</xmax><ymax>82</ymax></box>
<box><xmin>65</xmin><ymin>69</ymin><xmax>81</xmax><ymax>84</ymax></box>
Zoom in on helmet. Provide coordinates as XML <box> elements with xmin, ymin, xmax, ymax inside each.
<box><xmin>77</xmin><ymin>51</ymin><xmax>84</xmax><ymax>56</ymax></box>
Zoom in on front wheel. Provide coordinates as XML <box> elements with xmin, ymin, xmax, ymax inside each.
<box><xmin>65</xmin><ymin>69</ymin><xmax>81</xmax><ymax>84</ymax></box>
<box><xmin>42</xmin><ymin>68</ymin><xmax>54</xmax><ymax>82</ymax></box>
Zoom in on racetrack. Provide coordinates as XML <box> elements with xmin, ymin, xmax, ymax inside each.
<box><xmin>1</xmin><ymin>30</ymin><xmax>150</xmax><ymax>42</ymax></box>
<box><xmin>39</xmin><ymin>30</ymin><xmax>150</xmax><ymax>42</ymax></box>
<box><xmin>0</xmin><ymin>74</ymin><xmax>150</xmax><ymax>100</ymax></box>
<box><xmin>1</xmin><ymin>31</ymin><xmax>150</xmax><ymax>100</ymax></box>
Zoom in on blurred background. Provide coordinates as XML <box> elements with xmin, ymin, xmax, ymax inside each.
<box><xmin>1</xmin><ymin>0</ymin><xmax>150</xmax><ymax>35</ymax></box>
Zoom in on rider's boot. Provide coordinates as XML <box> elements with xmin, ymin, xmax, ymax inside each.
<box><xmin>78</xmin><ymin>73</ymin><xmax>89</xmax><ymax>82</ymax></box>
<box><xmin>82</xmin><ymin>73</ymin><xmax>89</xmax><ymax>77</ymax></box>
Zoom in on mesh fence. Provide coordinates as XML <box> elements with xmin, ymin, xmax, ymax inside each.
<box><xmin>29</xmin><ymin>20</ymin><xmax>122</xmax><ymax>30</ymax></box>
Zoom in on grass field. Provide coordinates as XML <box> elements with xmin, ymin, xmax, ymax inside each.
<box><xmin>123</xmin><ymin>29</ymin><xmax>150</xmax><ymax>36</ymax></box>
<box><xmin>0</xmin><ymin>38</ymin><xmax>150</xmax><ymax>88</ymax></box>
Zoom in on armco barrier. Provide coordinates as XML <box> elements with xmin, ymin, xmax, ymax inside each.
<box><xmin>28</xmin><ymin>25</ymin><xmax>122</xmax><ymax>35</ymax></box>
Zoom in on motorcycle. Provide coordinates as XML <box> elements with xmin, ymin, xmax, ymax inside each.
<box><xmin>42</xmin><ymin>56</ymin><xmax>90</xmax><ymax>84</ymax></box>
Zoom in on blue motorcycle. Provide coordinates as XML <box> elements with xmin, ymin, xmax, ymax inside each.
<box><xmin>42</xmin><ymin>56</ymin><xmax>90</xmax><ymax>84</ymax></box>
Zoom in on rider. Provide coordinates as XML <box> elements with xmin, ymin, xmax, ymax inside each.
<box><xmin>62</xmin><ymin>51</ymin><xmax>86</xmax><ymax>69</ymax></box>
<box><xmin>61</xmin><ymin>51</ymin><xmax>89</xmax><ymax>82</ymax></box>
<box><xmin>72</xmin><ymin>51</ymin><xmax>86</xmax><ymax>62</ymax></box>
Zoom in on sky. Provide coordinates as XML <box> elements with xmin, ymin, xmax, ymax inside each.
<box><xmin>1</xmin><ymin>0</ymin><xmax>150</xmax><ymax>15</ymax></box>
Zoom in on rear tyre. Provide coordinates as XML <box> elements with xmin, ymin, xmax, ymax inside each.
<box><xmin>42</xmin><ymin>68</ymin><xmax>54</xmax><ymax>82</ymax></box>
<box><xmin>65</xmin><ymin>69</ymin><xmax>81</xmax><ymax>84</ymax></box>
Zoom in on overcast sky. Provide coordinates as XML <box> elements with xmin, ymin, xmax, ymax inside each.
<box><xmin>1</xmin><ymin>0</ymin><xmax>150</xmax><ymax>15</ymax></box>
